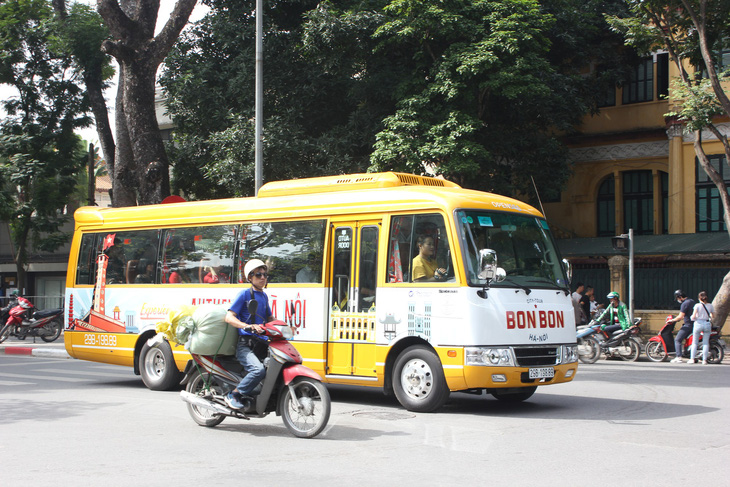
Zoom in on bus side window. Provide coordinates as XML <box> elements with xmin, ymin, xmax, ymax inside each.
<box><xmin>411</xmin><ymin>214</ymin><xmax>452</xmax><ymax>283</ymax></box>
<box><xmin>240</xmin><ymin>220</ymin><xmax>326</xmax><ymax>284</ymax></box>
<box><xmin>387</xmin><ymin>216</ymin><xmax>413</xmax><ymax>283</ymax></box>
<box><xmin>75</xmin><ymin>234</ymin><xmax>100</xmax><ymax>285</ymax></box>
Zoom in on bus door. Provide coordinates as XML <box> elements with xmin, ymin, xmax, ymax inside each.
<box><xmin>327</xmin><ymin>220</ymin><xmax>379</xmax><ymax>378</ymax></box>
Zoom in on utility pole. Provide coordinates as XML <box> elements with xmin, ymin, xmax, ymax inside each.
<box><xmin>254</xmin><ymin>0</ymin><xmax>263</xmax><ymax>195</ymax></box>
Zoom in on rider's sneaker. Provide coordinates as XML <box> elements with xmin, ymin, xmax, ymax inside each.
<box><xmin>224</xmin><ymin>392</ymin><xmax>244</xmax><ymax>410</ymax></box>
<box><xmin>670</xmin><ymin>357</ymin><xmax>683</xmax><ymax>363</ymax></box>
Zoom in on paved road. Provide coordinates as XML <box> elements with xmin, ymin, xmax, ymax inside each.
<box><xmin>0</xmin><ymin>347</ymin><xmax>728</xmax><ymax>486</ymax></box>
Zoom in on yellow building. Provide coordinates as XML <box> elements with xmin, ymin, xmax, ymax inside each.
<box><xmin>546</xmin><ymin>52</ymin><xmax>730</xmax><ymax>328</ymax></box>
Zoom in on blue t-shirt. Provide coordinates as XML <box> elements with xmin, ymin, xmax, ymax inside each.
<box><xmin>229</xmin><ymin>287</ymin><xmax>272</xmax><ymax>334</ymax></box>
<box><xmin>680</xmin><ymin>298</ymin><xmax>696</xmax><ymax>329</ymax></box>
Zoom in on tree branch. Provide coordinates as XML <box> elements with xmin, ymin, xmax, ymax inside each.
<box><xmin>97</xmin><ymin>0</ymin><xmax>137</xmax><ymax>41</ymax></box>
<box><xmin>150</xmin><ymin>0</ymin><xmax>197</xmax><ymax>66</ymax></box>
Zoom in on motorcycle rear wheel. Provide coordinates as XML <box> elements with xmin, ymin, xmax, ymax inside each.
<box><xmin>707</xmin><ymin>342</ymin><xmax>725</xmax><ymax>364</ymax></box>
<box><xmin>279</xmin><ymin>377</ymin><xmax>331</xmax><ymax>438</ymax></box>
<box><xmin>645</xmin><ymin>341</ymin><xmax>667</xmax><ymax>362</ymax></box>
<box><xmin>617</xmin><ymin>338</ymin><xmax>641</xmax><ymax>362</ymax></box>
<box><xmin>185</xmin><ymin>371</ymin><xmax>226</xmax><ymax>427</ymax></box>
<box><xmin>577</xmin><ymin>337</ymin><xmax>601</xmax><ymax>364</ymax></box>
<box><xmin>40</xmin><ymin>318</ymin><xmax>63</xmax><ymax>342</ymax></box>
<box><xmin>0</xmin><ymin>324</ymin><xmax>11</xmax><ymax>343</ymax></box>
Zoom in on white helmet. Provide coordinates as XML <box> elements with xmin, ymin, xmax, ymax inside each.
<box><xmin>243</xmin><ymin>259</ymin><xmax>267</xmax><ymax>281</ymax></box>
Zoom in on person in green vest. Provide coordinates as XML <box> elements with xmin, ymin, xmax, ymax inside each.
<box><xmin>595</xmin><ymin>291</ymin><xmax>631</xmax><ymax>335</ymax></box>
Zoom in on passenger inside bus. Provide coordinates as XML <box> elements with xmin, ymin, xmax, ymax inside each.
<box><xmin>412</xmin><ymin>235</ymin><xmax>447</xmax><ymax>282</ymax></box>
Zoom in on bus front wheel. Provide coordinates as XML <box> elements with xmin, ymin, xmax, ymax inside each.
<box><xmin>392</xmin><ymin>345</ymin><xmax>450</xmax><ymax>413</ymax></box>
<box><xmin>139</xmin><ymin>340</ymin><xmax>181</xmax><ymax>391</ymax></box>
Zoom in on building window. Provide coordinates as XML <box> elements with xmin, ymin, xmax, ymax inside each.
<box><xmin>623</xmin><ymin>171</ymin><xmax>654</xmax><ymax>235</ymax></box>
<box><xmin>696</xmin><ymin>155</ymin><xmax>729</xmax><ymax>232</ymax></box>
<box><xmin>661</xmin><ymin>171</ymin><xmax>668</xmax><ymax>234</ymax></box>
<box><xmin>597</xmin><ymin>176</ymin><xmax>615</xmax><ymax>237</ymax></box>
<box><xmin>622</xmin><ymin>57</ymin><xmax>654</xmax><ymax>104</ymax></box>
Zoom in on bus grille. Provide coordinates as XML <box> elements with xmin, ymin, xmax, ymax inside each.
<box><xmin>513</xmin><ymin>346</ymin><xmax>559</xmax><ymax>366</ymax></box>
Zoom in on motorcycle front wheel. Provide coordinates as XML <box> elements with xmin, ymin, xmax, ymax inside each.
<box><xmin>645</xmin><ymin>341</ymin><xmax>667</xmax><ymax>362</ymax></box>
<box><xmin>40</xmin><ymin>318</ymin><xmax>63</xmax><ymax>342</ymax></box>
<box><xmin>577</xmin><ymin>337</ymin><xmax>601</xmax><ymax>364</ymax></box>
<box><xmin>279</xmin><ymin>377</ymin><xmax>331</xmax><ymax>438</ymax></box>
<box><xmin>185</xmin><ymin>371</ymin><xmax>226</xmax><ymax>427</ymax></box>
<box><xmin>0</xmin><ymin>324</ymin><xmax>12</xmax><ymax>343</ymax></box>
<box><xmin>617</xmin><ymin>338</ymin><xmax>641</xmax><ymax>362</ymax></box>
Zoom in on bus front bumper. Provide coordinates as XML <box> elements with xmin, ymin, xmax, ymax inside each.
<box><xmin>459</xmin><ymin>362</ymin><xmax>578</xmax><ymax>390</ymax></box>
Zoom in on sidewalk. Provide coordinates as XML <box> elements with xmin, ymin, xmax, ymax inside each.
<box><xmin>0</xmin><ymin>334</ymin><xmax>71</xmax><ymax>359</ymax></box>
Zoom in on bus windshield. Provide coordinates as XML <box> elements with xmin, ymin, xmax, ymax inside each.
<box><xmin>456</xmin><ymin>210</ymin><xmax>568</xmax><ymax>290</ymax></box>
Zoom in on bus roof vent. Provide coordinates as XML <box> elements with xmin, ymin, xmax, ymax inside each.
<box><xmin>257</xmin><ymin>172</ymin><xmax>460</xmax><ymax>197</ymax></box>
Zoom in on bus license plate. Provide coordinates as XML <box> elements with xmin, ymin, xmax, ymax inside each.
<box><xmin>528</xmin><ymin>367</ymin><xmax>554</xmax><ymax>379</ymax></box>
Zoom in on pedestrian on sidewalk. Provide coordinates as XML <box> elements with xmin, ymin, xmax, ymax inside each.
<box><xmin>689</xmin><ymin>291</ymin><xmax>714</xmax><ymax>365</ymax></box>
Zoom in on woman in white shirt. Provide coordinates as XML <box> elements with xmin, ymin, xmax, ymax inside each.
<box><xmin>689</xmin><ymin>291</ymin><xmax>714</xmax><ymax>364</ymax></box>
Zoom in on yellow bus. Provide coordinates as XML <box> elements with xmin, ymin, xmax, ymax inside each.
<box><xmin>64</xmin><ymin>172</ymin><xmax>578</xmax><ymax>412</ymax></box>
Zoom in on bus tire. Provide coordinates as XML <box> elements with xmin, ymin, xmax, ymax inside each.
<box><xmin>392</xmin><ymin>345</ymin><xmax>450</xmax><ymax>413</ymax></box>
<box><xmin>139</xmin><ymin>340</ymin><xmax>181</xmax><ymax>391</ymax></box>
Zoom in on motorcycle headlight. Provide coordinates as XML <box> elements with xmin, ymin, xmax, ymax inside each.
<box><xmin>273</xmin><ymin>325</ymin><xmax>294</xmax><ymax>340</ymax></box>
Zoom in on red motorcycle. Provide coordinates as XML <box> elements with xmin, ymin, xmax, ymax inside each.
<box><xmin>0</xmin><ymin>296</ymin><xmax>64</xmax><ymax>343</ymax></box>
<box><xmin>178</xmin><ymin>302</ymin><xmax>331</xmax><ymax>438</ymax></box>
<box><xmin>645</xmin><ymin>315</ymin><xmax>726</xmax><ymax>364</ymax></box>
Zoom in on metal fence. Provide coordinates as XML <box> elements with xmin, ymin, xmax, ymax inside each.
<box><xmin>573</xmin><ymin>265</ymin><xmax>729</xmax><ymax>310</ymax></box>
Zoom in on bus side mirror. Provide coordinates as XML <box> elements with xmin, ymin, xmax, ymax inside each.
<box><xmin>478</xmin><ymin>249</ymin><xmax>506</xmax><ymax>283</ymax></box>
<box><xmin>562</xmin><ymin>258</ymin><xmax>572</xmax><ymax>284</ymax></box>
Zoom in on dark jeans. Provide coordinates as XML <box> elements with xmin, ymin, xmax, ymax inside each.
<box><xmin>235</xmin><ymin>337</ymin><xmax>266</xmax><ymax>395</ymax></box>
<box><xmin>674</xmin><ymin>326</ymin><xmax>692</xmax><ymax>357</ymax></box>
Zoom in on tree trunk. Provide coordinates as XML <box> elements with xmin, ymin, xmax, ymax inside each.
<box><xmin>712</xmin><ymin>271</ymin><xmax>730</xmax><ymax>332</ymax></box>
<box><xmin>112</xmin><ymin>72</ymin><xmax>140</xmax><ymax>207</ymax></box>
<box><xmin>122</xmin><ymin>58</ymin><xmax>170</xmax><ymax>205</ymax></box>
<box><xmin>98</xmin><ymin>0</ymin><xmax>198</xmax><ymax>206</ymax></box>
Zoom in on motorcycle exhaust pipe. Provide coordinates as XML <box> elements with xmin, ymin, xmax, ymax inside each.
<box><xmin>180</xmin><ymin>391</ymin><xmax>232</xmax><ymax>415</ymax></box>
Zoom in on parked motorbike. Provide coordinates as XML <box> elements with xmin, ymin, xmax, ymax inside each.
<box><xmin>577</xmin><ymin>317</ymin><xmax>643</xmax><ymax>364</ymax></box>
<box><xmin>645</xmin><ymin>316</ymin><xmax>726</xmax><ymax>364</ymax></box>
<box><xmin>178</xmin><ymin>301</ymin><xmax>331</xmax><ymax>438</ymax></box>
<box><xmin>0</xmin><ymin>296</ymin><xmax>64</xmax><ymax>343</ymax></box>
<box><xmin>576</xmin><ymin>322</ymin><xmax>601</xmax><ymax>364</ymax></box>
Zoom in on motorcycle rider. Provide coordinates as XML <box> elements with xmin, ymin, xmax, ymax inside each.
<box><xmin>1</xmin><ymin>290</ymin><xmax>19</xmax><ymax>325</ymax></box>
<box><xmin>223</xmin><ymin>259</ymin><xmax>272</xmax><ymax>410</ymax></box>
<box><xmin>595</xmin><ymin>291</ymin><xmax>631</xmax><ymax>336</ymax></box>
<box><xmin>669</xmin><ymin>289</ymin><xmax>696</xmax><ymax>363</ymax></box>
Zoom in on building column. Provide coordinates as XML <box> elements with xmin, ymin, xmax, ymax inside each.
<box><xmin>652</xmin><ymin>169</ymin><xmax>662</xmax><ymax>234</ymax></box>
<box><xmin>666</xmin><ymin>118</ymin><xmax>684</xmax><ymax>234</ymax></box>
<box><xmin>607</xmin><ymin>255</ymin><xmax>628</xmax><ymax>299</ymax></box>
<box><xmin>614</xmin><ymin>171</ymin><xmax>623</xmax><ymax>235</ymax></box>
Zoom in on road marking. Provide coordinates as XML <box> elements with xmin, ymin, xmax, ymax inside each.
<box><xmin>35</xmin><ymin>368</ymin><xmax>131</xmax><ymax>378</ymax></box>
<box><xmin>0</xmin><ymin>372</ymin><xmax>89</xmax><ymax>383</ymax></box>
<box><xmin>0</xmin><ymin>380</ymin><xmax>34</xmax><ymax>386</ymax></box>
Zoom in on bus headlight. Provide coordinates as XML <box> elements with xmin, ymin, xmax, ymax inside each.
<box><xmin>561</xmin><ymin>345</ymin><xmax>578</xmax><ymax>363</ymax></box>
<box><xmin>465</xmin><ymin>347</ymin><xmax>514</xmax><ymax>366</ymax></box>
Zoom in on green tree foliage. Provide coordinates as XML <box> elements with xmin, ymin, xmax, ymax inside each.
<box><xmin>0</xmin><ymin>0</ymin><xmax>88</xmax><ymax>290</ymax></box>
<box><xmin>162</xmin><ymin>0</ymin><xmax>396</xmax><ymax>199</ymax></box>
<box><xmin>370</xmin><ymin>0</ymin><xmax>632</xmax><ymax>199</ymax></box>
<box><xmin>163</xmin><ymin>0</ymin><xmax>631</xmax><ymax>201</ymax></box>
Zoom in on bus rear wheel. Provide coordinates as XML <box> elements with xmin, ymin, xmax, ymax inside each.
<box><xmin>392</xmin><ymin>345</ymin><xmax>450</xmax><ymax>413</ymax></box>
<box><xmin>139</xmin><ymin>340</ymin><xmax>181</xmax><ymax>391</ymax></box>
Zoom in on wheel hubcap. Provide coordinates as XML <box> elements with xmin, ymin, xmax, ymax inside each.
<box><xmin>146</xmin><ymin>349</ymin><xmax>165</xmax><ymax>378</ymax></box>
<box><xmin>401</xmin><ymin>358</ymin><xmax>433</xmax><ymax>399</ymax></box>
